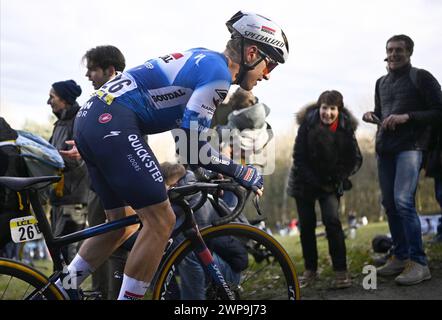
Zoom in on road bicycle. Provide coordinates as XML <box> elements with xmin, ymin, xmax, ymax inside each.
<box><xmin>0</xmin><ymin>175</ymin><xmax>300</xmax><ymax>300</ymax></box>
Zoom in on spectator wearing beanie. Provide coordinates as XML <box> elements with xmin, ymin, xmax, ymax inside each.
<box><xmin>47</xmin><ymin>79</ymin><xmax>89</xmax><ymax>264</ymax></box>
<box><xmin>52</xmin><ymin>80</ymin><xmax>82</xmax><ymax>104</ymax></box>
<box><xmin>48</xmin><ymin>80</ymin><xmax>81</xmax><ymax>119</ymax></box>
<box><xmin>48</xmin><ymin>80</ymin><xmax>82</xmax><ymax>117</ymax></box>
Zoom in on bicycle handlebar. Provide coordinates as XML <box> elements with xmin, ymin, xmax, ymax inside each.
<box><xmin>210</xmin><ymin>181</ymin><xmax>249</xmax><ymax>226</ymax></box>
<box><xmin>167</xmin><ymin>179</ymin><xmax>259</xmax><ymax>226</ymax></box>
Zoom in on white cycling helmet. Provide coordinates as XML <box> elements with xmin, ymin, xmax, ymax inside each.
<box><xmin>226</xmin><ymin>11</ymin><xmax>289</xmax><ymax>64</ymax></box>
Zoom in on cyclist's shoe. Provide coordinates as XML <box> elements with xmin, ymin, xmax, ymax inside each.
<box><xmin>395</xmin><ymin>261</ymin><xmax>431</xmax><ymax>286</ymax></box>
<box><xmin>331</xmin><ymin>271</ymin><xmax>352</xmax><ymax>289</ymax></box>
<box><xmin>376</xmin><ymin>256</ymin><xmax>408</xmax><ymax>276</ymax></box>
<box><xmin>233</xmin><ymin>165</ymin><xmax>263</xmax><ymax>191</ymax></box>
<box><xmin>299</xmin><ymin>270</ymin><xmax>317</xmax><ymax>288</ymax></box>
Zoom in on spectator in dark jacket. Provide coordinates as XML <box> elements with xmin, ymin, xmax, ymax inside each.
<box><xmin>47</xmin><ymin>80</ymin><xmax>89</xmax><ymax>263</ymax></box>
<box><xmin>287</xmin><ymin>90</ymin><xmax>362</xmax><ymax>289</ymax></box>
<box><xmin>363</xmin><ymin>34</ymin><xmax>442</xmax><ymax>285</ymax></box>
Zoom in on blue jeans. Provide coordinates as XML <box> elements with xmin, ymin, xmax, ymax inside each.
<box><xmin>178</xmin><ymin>252</ymin><xmax>241</xmax><ymax>300</ymax></box>
<box><xmin>377</xmin><ymin>151</ymin><xmax>427</xmax><ymax>266</ymax></box>
<box><xmin>222</xmin><ymin>191</ymin><xmax>238</xmax><ymax>210</ymax></box>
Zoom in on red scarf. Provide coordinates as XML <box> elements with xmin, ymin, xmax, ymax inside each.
<box><xmin>328</xmin><ymin>118</ymin><xmax>338</xmax><ymax>132</ymax></box>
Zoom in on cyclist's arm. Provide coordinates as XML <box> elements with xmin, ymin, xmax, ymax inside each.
<box><xmin>179</xmin><ymin>81</ymin><xmax>262</xmax><ymax>190</ymax></box>
<box><xmin>179</xmin><ymin>127</ymin><xmax>238</xmax><ymax>177</ymax></box>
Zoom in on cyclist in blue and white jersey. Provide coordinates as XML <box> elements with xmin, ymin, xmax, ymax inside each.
<box><xmin>61</xmin><ymin>11</ymin><xmax>289</xmax><ymax>300</ymax></box>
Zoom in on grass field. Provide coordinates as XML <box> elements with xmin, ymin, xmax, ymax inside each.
<box><xmin>274</xmin><ymin>221</ymin><xmax>442</xmax><ymax>299</ymax></box>
<box><xmin>2</xmin><ymin>221</ymin><xmax>442</xmax><ymax>300</ymax></box>
<box><xmin>274</xmin><ymin>222</ymin><xmax>391</xmax><ymax>279</ymax></box>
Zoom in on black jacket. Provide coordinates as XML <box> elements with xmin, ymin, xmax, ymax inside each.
<box><xmin>49</xmin><ymin>103</ymin><xmax>89</xmax><ymax>205</ymax></box>
<box><xmin>374</xmin><ymin>64</ymin><xmax>442</xmax><ymax>155</ymax></box>
<box><xmin>287</xmin><ymin>104</ymin><xmax>362</xmax><ymax>199</ymax></box>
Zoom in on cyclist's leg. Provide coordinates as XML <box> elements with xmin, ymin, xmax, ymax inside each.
<box><xmin>74</xmin><ymin>98</ymin><xmax>175</xmax><ymax>299</ymax></box>
<box><xmin>119</xmin><ymin>199</ymin><xmax>175</xmax><ymax>299</ymax></box>
<box><xmin>77</xmin><ymin>205</ymin><xmax>138</xmax><ymax>268</ymax></box>
<box><xmin>62</xmin><ymin>98</ymin><xmax>144</xmax><ymax>291</ymax></box>
<box><xmin>73</xmin><ymin>151</ymin><xmax>139</xmax><ymax>269</ymax></box>
<box><xmin>56</xmin><ymin>190</ymin><xmax>138</xmax><ymax>292</ymax></box>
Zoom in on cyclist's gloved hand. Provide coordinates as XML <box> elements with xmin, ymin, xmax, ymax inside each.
<box><xmin>193</xmin><ymin>167</ymin><xmax>220</xmax><ymax>182</ymax></box>
<box><xmin>233</xmin><ymin>165</ymin><xmax>263</xmax><ymax>191</ymax></box>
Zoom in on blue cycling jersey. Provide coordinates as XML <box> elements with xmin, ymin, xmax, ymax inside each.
<box><xmin>73</xmin><ymin>48</ymin><xmax>250</xmax><ymax>209</ymax></box>
<box><xmin>93</xmin><ymin>48</ymin><xmax>231</xmax><ymax>134</ymax></box>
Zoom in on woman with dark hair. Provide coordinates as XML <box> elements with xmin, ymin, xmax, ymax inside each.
<box><xmin>287</xmin><ymin>90</ymin><xmax>363</xmax><ymax>289</ymax></box>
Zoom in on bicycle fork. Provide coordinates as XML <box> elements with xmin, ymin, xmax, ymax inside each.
<box><xmin>184</xmin><ymin>226</ymin><xmax>236</xmax><ymax>300</ymax></box>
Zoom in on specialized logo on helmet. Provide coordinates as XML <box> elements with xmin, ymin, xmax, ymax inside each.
<box><xmin>98</xmin><ymin>113</ymin><xmax>112</xmax><ymax>124</ymax></box>
<box><xmin>226</xmin><ymin>10</ymin><xmax>289</xmax><ymax>63</ymax></box>
<box><xmin>244</xmin><ymin>31</ymin><xmax>285</xmax><ymax>48</ymax></box>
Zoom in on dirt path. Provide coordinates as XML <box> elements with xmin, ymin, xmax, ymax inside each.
<box><xmin>300</xmin><ymin>260</ymin><xmax>442</xmax><ymax>300</ymax></box>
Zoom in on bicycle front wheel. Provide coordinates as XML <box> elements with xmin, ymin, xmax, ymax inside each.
<box><xmin>152</xmin><ymin>223</ymin><xmax>300</xmax><ymax>300</ymax></box>
<box><xmin>0</xmin><ymin>258</ymin><xmax>65</xmax><ymax>300</ymax></box>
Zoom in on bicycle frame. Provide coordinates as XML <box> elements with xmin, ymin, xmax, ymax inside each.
<box><xmin>27</xmin><ymin>187</ymin><xmax>236</xmax><ymax>300</ymax></box>
<box><xmin>28</xmin><ymin>190</ymin><xmax>140</xmax><ymax>272</ymax></box>
<box><xmin>169</xmin><ymin>198</ymin><xmax>236</xmax><ymax>300</ymax></box>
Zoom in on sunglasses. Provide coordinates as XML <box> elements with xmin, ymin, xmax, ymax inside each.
<box><xmin>259</xmin><ymin>51</ymin><xmax>278</xmax><ymax>75</ymax></box>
